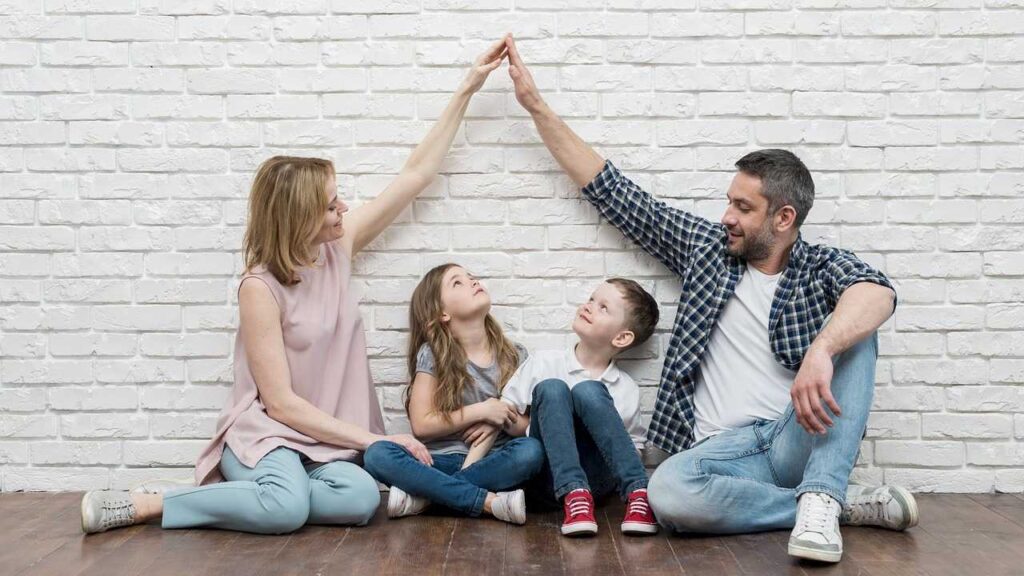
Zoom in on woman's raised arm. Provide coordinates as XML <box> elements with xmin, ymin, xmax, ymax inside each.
<box><xmin>340</xmin><ymin>35</ymin><xmax>509</xmax><ymax>258</ymax></box>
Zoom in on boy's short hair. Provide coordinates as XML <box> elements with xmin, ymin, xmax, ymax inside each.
<box><xmin>606</xmin><ymin>278</ymin><xmax>659</xmax><ymax>350</ymax></box>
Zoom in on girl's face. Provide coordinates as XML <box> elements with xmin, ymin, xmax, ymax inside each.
<box><xmin>439</xmin><ymin>266</ymin><xmax>491</xmax><ymax>323</ymax></box>
<box><xmin>311</xmin><ymin>176</ymin><xmax>348</xmax><ymax>245</ymax></box>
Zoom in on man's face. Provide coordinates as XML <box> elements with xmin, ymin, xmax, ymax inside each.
<box><xmin>721</xmin><ymin>171</ymin><xmax>776</xmax><ymax>262</ymax></box>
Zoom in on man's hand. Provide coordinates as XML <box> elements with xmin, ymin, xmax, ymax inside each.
<box><xmin>791</xmin><ymin>346</ymin><xmax>840</xmax><ymax>435</ymax></box>
<box><xmin>505</xmin><ymin>35</ymin><xmax>545</xmax><ymax>115</ymax></box>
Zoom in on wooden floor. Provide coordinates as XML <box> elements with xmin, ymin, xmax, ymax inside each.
<box><xmin>2</xmin><ymin>493</ymin><xmax>1024</xmax><ymax>576</ymax></box>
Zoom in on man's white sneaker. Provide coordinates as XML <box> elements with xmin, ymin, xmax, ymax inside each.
<box><xmin>843</xmin><ymin>485</ymin><xmax>919</xmax><ymax>531</ymax></box>
<box><xmin>386</xmin><ymin>486</ymin><xmax>430</xmax><ymax>518</ymax></box>
<box><xmin>788</xmin><ymin>492</ymin><xmax>843</xmax><ymax>563</ymax></box>
<box><xmin>490</xmin><ymin>489</ymin><xmax>526</xmax><ymax>525</ymax></box>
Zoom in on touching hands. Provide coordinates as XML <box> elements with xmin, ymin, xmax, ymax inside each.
<box><xmin>462</xmin><ymin>422</ymin><xmax>499</xmax><ymax>447</ymax></box>
<box><xmin>478</xmin><ymin>397</ymin><xmax>519</xmax><ymax>428</ymax></box>
<box><xmin>505</xmin><ymin>35</ymin><xmax>545</xmax><ymax>114</ymax></box>
<box><xmin>460</xmin><ymin>34</ymin><xmax>510</xmax><ymax>95</ymax></box>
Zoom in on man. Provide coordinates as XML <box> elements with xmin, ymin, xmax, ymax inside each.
<box><xmin>503</xmin><ymin>36</ymin><xmax>916</xmax><ymax>563</ymax></box>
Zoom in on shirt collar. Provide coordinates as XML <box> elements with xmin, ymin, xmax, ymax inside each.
<box><xmin>567</xmin><ymin>343</ymin><xmax>621</xmax><ymax>384</ymax></box>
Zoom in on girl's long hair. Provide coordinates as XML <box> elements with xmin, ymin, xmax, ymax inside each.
<box><xmin>404</xmin><ymin>263</ymin><xmax>520</xmax><ymax>420</ymax></box>
<box><xmin>242</xmin><ymin>156</ymin><xmax>334</xmax><ymax>286</ymax></box>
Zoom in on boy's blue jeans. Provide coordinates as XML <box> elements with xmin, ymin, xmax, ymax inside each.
<box><xmin>648</xmin><ymin>332</ymin><xmax>878</xmax><ymax>534</ymax></box>
<box><xmin>528</xmin><ymin>378</ymin><xmax>648</xmax><ymax>505</ymax></box>
<box><xmin>362</xmin><ymin>436</ymin><xmax>544</xmax><ymax>516</ymax></box>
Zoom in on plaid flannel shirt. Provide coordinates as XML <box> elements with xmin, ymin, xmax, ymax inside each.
<box><xmin>581</xmin><ymin>160</ymin><xmax>897</xmax><ymax>455</ymax></box>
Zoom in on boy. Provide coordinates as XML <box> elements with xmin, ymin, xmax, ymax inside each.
<box><xmin>502</xmin><ymin>278</ymin><xmax>659</xmax><ymax>536</ymax></box>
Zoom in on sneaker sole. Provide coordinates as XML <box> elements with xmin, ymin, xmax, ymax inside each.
<box><xmin>80</xmin><ymin>491</ymin><xmax>92</xmax><ymax>534</ymax></box>
<box><xmin>561</xmin><ymin>521</ymin><xmax>598</xmax><ymax>536</ymax></box>
<box><xmin>788</xmin><ymin>541</ymin><xmax>842</xmax><ymax>563</ymax></box>
<box><xmin>621</xmin><ymin>521</ymin><xmax>659</xmax><ymax>535</ymax></box>
<box><xmin>890</xmin><ymin>485</ymin><xmax>919</xmax><ymax>530</ymax></box>
<box><xmin>386</xmin><ymin>489</ymin><xmax>406</xmax><ymax>518</ymax></box>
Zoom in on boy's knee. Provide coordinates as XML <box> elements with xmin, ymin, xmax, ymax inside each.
<box><xmin>532</xmin><ymin>378</ymin><xmax>571</xmax><ymax>405</ymax></box>
<box><xmin>570</xmin><ymin>380</ymin><xmax>613</xmax><ymax>414</ymax></box>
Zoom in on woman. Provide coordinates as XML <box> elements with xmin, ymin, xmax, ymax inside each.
<box><xmin>81</xmin><ymin>36</ymin><xmax>510</xmax><ymax>535</ymax></box>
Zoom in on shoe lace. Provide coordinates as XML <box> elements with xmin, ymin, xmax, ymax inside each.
<box><xmin>102</xmin><ymin>500</ymin><xmax>136</xmax><ymax>529</ymax></box>
<box><xmin>626</xmin><ymin>494</ymin><xmax>650</xmax><ymax>517</ymax></box>
<box><xmin>843</xmin><ymin>493</ymin><xmax>890</xmax><ymax>525</ymax></box>
<box><xmin>796</xmin><ymin>493</ymin><xmax>836</xmax><ymax>535</ymax></box>
<box><xmin>566</xmin><ymin>494</ymin><xmax>592</xmax><ymax>519</ymax></box>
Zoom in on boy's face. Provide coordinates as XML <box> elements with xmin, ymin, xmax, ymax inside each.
<box><xmin>572</xmin><ymin>282</ymin><xmax>633</xmax><ymax>350</ymax></box>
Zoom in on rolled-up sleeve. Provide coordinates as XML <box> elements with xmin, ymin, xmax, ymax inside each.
<box><xmin>816</xmin><ymin>248</ymin><xmax>898</xmax><ymax>311</ymax></box>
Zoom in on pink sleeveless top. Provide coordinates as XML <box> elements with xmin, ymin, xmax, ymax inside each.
<box><xmin>193</xmin><ymin>239</ymin><xmax>386</xmax><ymax>485</ymax></box>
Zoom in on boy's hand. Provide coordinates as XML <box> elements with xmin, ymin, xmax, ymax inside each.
<box><xmin>463</xmin><ymin>422</ymin><xmax>499</xmax><ymax>446</ymax></box>
<box><xmin>479</xmin><ymin>397</ymin><xmax>518</xmax><ymax>427</ymax></box>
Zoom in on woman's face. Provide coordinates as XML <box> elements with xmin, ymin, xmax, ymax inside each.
<box><xmin>311</xmin><ymin>176</ymin><xmax>348</xmax><ymax>245</ymax></box>
<box><xmin>439</xmin><ymin>266</ymin><xmax>491</xmax><ymax>323</ymax></box>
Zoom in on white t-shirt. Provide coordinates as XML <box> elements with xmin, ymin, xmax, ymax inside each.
<box><xmin>501</xmin><ymin>345</ymin><xmax>647</xmax><ymax>450</ymax></box>
<box><xmin>692</xmin><ymin>263</ymin><xmax>798</xmax><ymax>443</ymax></box>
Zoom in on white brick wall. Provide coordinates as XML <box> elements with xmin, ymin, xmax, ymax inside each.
<box><xmin>0</xmin><ymin>1</ymin><xmax>1021</xmax><ymax>493</ymax></box>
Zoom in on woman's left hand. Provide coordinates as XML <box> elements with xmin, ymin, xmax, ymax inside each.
<box><xmin>460</xmin><ymin>34</ymin><xmax>510</xmax><ymax>95</ymax></box>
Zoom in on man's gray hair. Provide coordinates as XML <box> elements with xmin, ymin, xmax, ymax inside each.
<box><xmin>734</xmin><ymin>149</ymin><xmax>815</xmax><ymax>228</ymax></box>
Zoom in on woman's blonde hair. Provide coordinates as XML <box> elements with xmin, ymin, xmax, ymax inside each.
<box><xmin>405</xmin><ymin>263</ymin><xmax>520</xmax><ymax>420</ymax></box>
<box><xmin>242</xmin><ymin>155</ymin><xmax>335</xmax><ymax>286</ymax></box>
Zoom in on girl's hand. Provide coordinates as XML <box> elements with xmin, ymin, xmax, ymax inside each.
<box><xmin>459</xmin><ymin>34</ymin><xmax>509</xmax><ymax>95</ymax></box>
<box><xmin>462</xmin><ymin>422</ymin><xmax>499</xmax><ymax>446</ymax></box>
<box><xmin>478</xmin><ymin>397</ymin><xmax>518</xmax><ymax>427</ymax></box>
<box><xmin>380</xmin><ymin>433</ymin><xmax>433</xmax><ymax>466</ymax></box>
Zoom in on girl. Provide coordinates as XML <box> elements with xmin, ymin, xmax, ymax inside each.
<box><xmin>362</xmin><ymin>264</ymin><xmax>545</xmax><ymax>524</ymax></box>
<box><xmin>80</xmin><ymin>37</ymin><xmax>510</xmax><ymax>536</ymax></box>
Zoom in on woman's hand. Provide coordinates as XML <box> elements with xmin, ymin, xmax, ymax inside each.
<box><xmin>378</xmin><ymin>433</ymin><xmax>433</xmax><ymax>466</ymax></box>
<box><xmin>477</xmin><ymin>397</ymin><xmax>518</xmax><ymax>427</ymax></box>
<box><xmin>462</xmin><ymin>422</ymin><xmax>499</xmax><ymax>447</ymax></box>
<box><xmin>459</xmin><ymin>34</ymin><xmax>509</xmax><ymax>95</ymax></box>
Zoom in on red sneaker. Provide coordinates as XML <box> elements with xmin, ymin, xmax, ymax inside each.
<box><xmin>561</xmin><ymin>488</ymin><xmax>598</xmax><ymax>536</ymax></box>
<box><xmin>621</xmin><ymin>489</ymin><xmax>658</xmax><ymax>535</ymax></box>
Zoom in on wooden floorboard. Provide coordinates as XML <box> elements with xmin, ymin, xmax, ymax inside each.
<box><xmin>2</xmin><ymin>493</ymin><xmax>1024</xmax><ymax>576</ymax></box>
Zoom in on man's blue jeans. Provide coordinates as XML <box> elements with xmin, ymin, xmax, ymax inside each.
<box><xmin>528</xmin><ymin>379</ymin><xmax>648</xmax><ymax>504</ymax></box>
<box><xmin>648</xmin><ymin>332</ymin><xmax>878</xmax><ymax>534</ymax></box>
<box><xmin>362</xmin><ymin>436</ymin><xmax>544</xmax><ymax>516</ymax></box>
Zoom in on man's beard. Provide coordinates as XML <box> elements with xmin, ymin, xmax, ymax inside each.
<box><xmin>726</xmin><ymin>220</ymin><xmax>775</xmax><ymax>261</ymax></box>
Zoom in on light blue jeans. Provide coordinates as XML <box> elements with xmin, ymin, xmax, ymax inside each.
<box><xmin>648</xmin><ymin>332</ymin><xmax>878</xmax><ymax>534</ymax></box>
<box><xmin>162</xmin><ymin>446</ymin><xmax>380</xmax><ymax>534</ymax></box>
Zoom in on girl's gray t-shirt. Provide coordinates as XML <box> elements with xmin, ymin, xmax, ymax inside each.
<box><xmin>414</xmin><ymin>343</ymin><xmax>528</xmax><ymax>455</ymax></box>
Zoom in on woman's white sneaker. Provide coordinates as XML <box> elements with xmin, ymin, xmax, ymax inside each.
<box><xmin>842</xmin><ymin>485</ymin><xmax>919</xmax><ymax>531</ymax></box>
<box><xmin>81</xmin><ymin>490</ymin><xmax>137</xmax><ymax>534</ymax></box>
<box><xmin>788</xmin><ymin>492</ymin><xmax>843</xmax><ymax>563</ymax></box>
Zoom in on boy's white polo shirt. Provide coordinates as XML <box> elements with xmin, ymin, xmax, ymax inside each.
<box><xmin>501</xmin><ymin>344</ymin><xmax>646</xmax><ymax>450</ymax></box>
